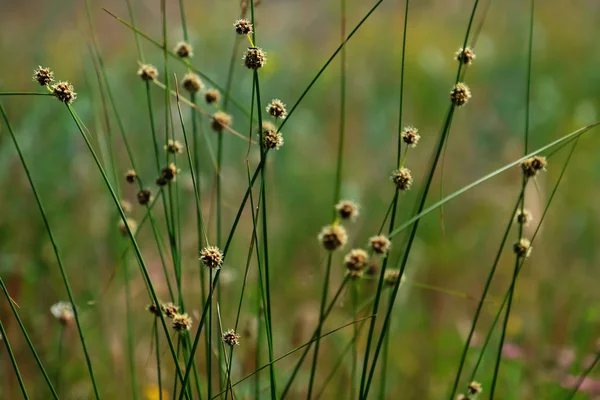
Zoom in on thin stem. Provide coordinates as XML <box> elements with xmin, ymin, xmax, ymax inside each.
<box><xmin>0</xmin><ymin>319</ymin><xmax>29</xmax><ymax>399</ymax></box>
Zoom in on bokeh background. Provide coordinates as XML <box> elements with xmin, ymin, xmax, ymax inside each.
<box><xmin>1</xmin><ymin>0</ymin><xmax>600</xmax><ymax>399</ymax></box>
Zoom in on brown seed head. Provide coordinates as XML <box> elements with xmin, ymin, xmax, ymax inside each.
<box><xmin>164</xmin><ymin>139</ymin><xmax>184</xmax><ymax>154</ymax></box>
<box><xmin>450</xmin><ymin>83</ymin><xmax>471</xmax><ymax>107</ymax></box>
<box><xmin>161</xmin><ymin>163</ymin><xmax>178</xmax><ymax>182</ymax></box>
<box><xmin>222</xmin><ymin>329</ymin><xmax>241</xmax><ymax>346</ymax></box>
<box><xmin>521</xmin><ymin>156</ymin><xmax>547</xmax><ymax>178</ymax></box>
<box><xmin>204</xmin><ymin>89</ymin><xmax>221</xmax><ymax>105</ymax></box>
<box><xmin>125</xmin><ymin>169</ymin><xmax>137</xmax><ymax>184</ymax></box>
<box><xmin>234</xmin><ymin>19</ymin><xmax>253</xmax><ymax>36</ymax></box>
<box><xmin>262</xmin><ymin>127</ymin><xmax>284</xmax><ymax>150</ymax></box>
<box><xmin>467</xmin><ymin>381</ymin><xmax>482</xmax><ymax>395</ymax></box>
<box><xmin>516</xmin><ymin>209</ymin><xmax>533</xmax><ymax>226</ymax></box>
<box><xmin>266</xmin><ymin>99</ymin><xmax>287</xmax><ymax>119</ymax></box>
<box><xmin>137</xmin><ymin>64</ymin><xmax>158</xmax><ymax>81</ymax></box>
<box><xmin>212</xmin><ymin>111</ymin><xmax>232</xmax><ymax>132</ymax></box>
<box><xmin>335</xmin><ymin>200</ymin><xmax>359</xmax><ymax>221</ymax></box>
<box><xmin>161</xmin><ymin>302</ymin><xmax>179</xmax><ymax>319</ymax></box>
<box><xmin>52</xmin><ymin>81</ymin><xmax>77</xmax><ymax>104</ymax></box>
<box><xmin>200</xmin><ymin>246</ymin><xmax>224</xmax><ymax>269</ymax></box>
<box><xmin>172</xmin><ymin>313</ymin><xmax>193</xmax><ymax>332</ymax></box>
<box><xmin>156</xmin><ymin>176</ymin><xmax>168</xmax><ymax>187</ymax></box>
<box><xmin>147</xmin><ymin>303</ymin><xmax>161</xmax><ymax>317</ymax></box>
<box><xmin>369</xmin><ymin>235</ymin><xmax>392</xmax><ymax>255</ymax></box>
<box><xmin>318</xmin><ymin>224</ymin><xmax>348</xmax><ymax>251</ymax></box>
<box><xmin>181</xmin><ymin>73</ymin><xmax>204</xmax><ymax>93</ymax></box>
<box><xmin>401</xmin><ymin>126</ymin><xmax>421</xmax><ymax>147</ymax></box>
<box><xmin>137</xmin><ymin>189</ymin><xmax>153</xmax><ymax>205</ymax></box>
<box><xmin>244</xmin><ymin>47</ymin><xmax>267</xmax><ymax>70</ymax></box>
<box><xmin>513</xmin><ymin>238</ymin><xmax>532</xmax><ymax>258</ymax></box>
<box><xmin>50</xmin><ymin>302</ymin><xmax>75</xmax><ymax>325</ymax></box>
<box><xmin>174</xmin><ymin>41</ymin><xmax>193</xmax><ymax>58</ymax></box>
<box><xmin>455</xmin><ymin>47</ymin><xmax>476</xmax><ymax>64</ymax></box>
<box><xmin>346</xmin><ymin>269</ymin><xmax>364</xmax><ymax>280</ymax></box>
<box><xmin>344</xmin><ymin>249</ymin><xmax>369</xmax><ymax>272</ymax></box>
<box><xmin>33</xmin><ymin>66</ymin><xmax>54</xmax><ymax>86</ymax></box>
<box><xmin>391</xmin><ymin>168</ymin><xmax>413</xmax><ymax>190</ymax></box>
<box><xmin>118</xmin><ymin>218</ymin><xmax>138</xmax><ymax>236</ymax></box>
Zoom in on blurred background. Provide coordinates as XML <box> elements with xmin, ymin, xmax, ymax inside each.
<box><xmin>1</xmin><ymin>0</ymin><xmax>600</xmax><ymax>398</ymax></box>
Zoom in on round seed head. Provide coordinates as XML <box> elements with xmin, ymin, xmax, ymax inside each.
<box><xmin>335</xmin><ymin>200</ymin><xmax>359</xmax><ymax>221</ymax></box>
<box><xmin>200</xmin><ymin>246</ymin><xmax>224</xmax><ymax>269</ymax></box>
<box><xmin>52</xmin><ymin>81</ymin><xmax>77</xmax><ymax>104</ymax></box>
<box><xmin>137</xmin><ymin>64</ymin><xmax>158</xmax><ymax>81</ymax></box>
<box><xmin>234</xmin><ymin>19</ymin><xmax>253</xmax><ymax>36</ymax></box>
<box><xmin>156</xmin><ymin>176</ymin><xmax>168</xmax><ymax>187</ymax></box>
<box><xmin>222</xmin><ymin>329</ymin><xmax>241</xmax><ymax>346</ymax></box>
<box><xmin>182</xmin><ymin>73</ymin><xmax>204</xmax><ymax>93</ymax></box>
<box><xmin>401</xmin><ymin>126</ymin><xmax>421</xmax><ymax>147</ymax></box>
<box><xmin>318</xmin><ymin>224</ymin><xmax>348</xmax><ymax>251</ymax></box>
<box><xmin>172</xmin><ymin>313</ymin><xmax>193</xmax><ymax>333</ymax></box>
<box><xmin>384</xmin><ymin>269</ymin><xmax>405</xmax><ymax>287</ymax></box>
<box><xmin>450</xmin><ymin>83</ymin><xmax>471</xmax><ymax>107</ymax></box>
<box><xmin>344</xmin><ymin>249</ymin><xmax>369</xmax><ymax>272</ymax></box>
<box><xmin>467</xmin><ymin>381</ymin><xmax>482</xmax><ymax>395</ymax></box>
<box><xmin>50</xmin><ymin>301</ymin><xmax>74</xmax><ymax>325</ymax></box>
<box><xmin>369</xmin><ymin>235</ymin><xmax>392</xmax><ymax>255</ymax></box>
<box><xmin>261</xmin><ymin>125</ymin><xmax>284</xmax><ymax>150</ymax></box>
<box><xmin>137</xmin><ymin>189</ymin><xmax>153</xmax><ymax>205</ymax></box>
<box><xmin>455</xmin><ymin>47</ymin><xmax>476</xmax><ymax>64</ymax></box>
<box><xmin>33</xmin><ymin>66</ymin><xmax>54</xmax><ymax>86</ymax></box>
<box><xmin>125</xmin><ymin>169</ymin><xmax>138</xmax><ymax>184</ymax></box>
<box><xmin>513</xmin><ymin>238</ymin><xmax>532</xmax><ymax>258</ymax></box>
<box><xmin>118</xmin><ymin>218</ymin><xmax>138</xmax><ymax>236</ymax></box>
<box><xmin>165</xmin><ymin>139</ymin><xmax>184</xmax><ymax>154</ymax></box>
<box><xmin>174</xmin><ymin>41</ymin><xmax>193</xmax><ymax>58</ymax></box>
<box><xmin>516</xmin><ymin>209</ymin><xmax>533</xmax><ymax>226</ymax></box>
<box><xmin>521</xmin><ymin>156</ymin><xmax>547</xmax><ymax>178</ymax></box>
<box><xmin>243</xmin><ymin>47</ymin><xmax>267</xmax><ymax>70</ymax></box>
<box><xmin>346</xmin><ymin>269</ymin><xmax>364</xmax><ymax>280</ymax></box>
<box><xmin>161</xmin><ymin>302</ymin><xmax>179</xmax><ymax>319</ymax></box>
<box><xmin>204</xmin><ymin>89</ymin><xmax>221</xmax><ymax>105</ymax></box>
<box><xmin>146</xmin><ymin>303</ymin><xmax>161</xmax><ymax>317</ymax></box>
<box><xmin>211</xmin><ymin>111</ymin><xmax>232</xmax><ymax>132</ymax></box>
<box><xmin>390</xmin><ymin>168</ymin><xmax>413</xmax><ymax>190</ymax></box>
<box><xmin>266</xmin><ymin>99</ymin><xmax>287</xmax><ymax>119</ymax></box>
<box><xmin>161</xmin><ymin>163</ymin><xmax>179</xmax><ymax>182</ymax></box>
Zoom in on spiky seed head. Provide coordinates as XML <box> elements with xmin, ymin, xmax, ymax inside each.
<box><xmin>125</xmin><ymin>169</ymin><xmax>137</xmax><ymax>184</ymax></box>
<box><xmin>161</xmin><ymin>163</ymin><xmax>178</xmax><ymax>182</ymax></box>
<box><xmin>172</xmin><ymin>313</ymin><xmax>193</xmax><ymax>333</ymax></box>
<box><xmin>513</xmin><ymin>238</ymin><xmax>532</xmax><ymax>258</ymax></box>
<box><xmin>401</xmin><ymin>126</ymin><xmax>421</xmax><ymax>147</ymax></box>
<box><xmin>50</xmin><ymin>301</ymin><xmax>74</xmax><ymax>325</ymax></box>
<box><xmin>455</xmin><ymin>47</ymin><xmax>476</xmax><ymax>64</ymax></box>
<box><xmin>161</xmin><ymin>302</ymin><xmax>179</xmax><ymax>319</ymax></box>
<box><xmin>222</xmin><ymin>329</ymin><xmax>241</xmax><ymax>346</ymax></box>
<box><xmin>181</xmin><ymin>73</ymin><xmax>204</xmax><ymax>93</ymax></box>
<box><xmin>335</xmin><ymin>200</ymin><xmax>359</xmax><ymax>221</ymax></box>
<box><xmin>261</xmin><ymin>125</ymin><xmax>284</xmax><ymax>150</ymax></box>
<box><xmin>344</xmin><ymin>249</ymin><xmax>369</xmax><ymax>272</ymax></box>
<box><xmin>200</xmin><ymin>246</ymin><xmax>224</xmax><ymax>269</ymax></box>
<box><xmin>211</xmin><ymin>111</ymin><xmax>232</xmax><ymax>132</ymax></box>
<box><xmin>234</xmin><ymin>19</ymin><xmax>253</xmax><ymax>35</ymax></box>
<box><xmin>137</xmin><ymin>189</ymin><xmax>153</xmax><ymax>205</ymax></box>
<box><xmin>521</xmin><ymin>156</ymin><xmax>547</xmax><ymax>178</ymax></box>
<box><xmin>137</xmin><ymin>64</ymin><xmax>158</xmax><ymax>81</ymax></box>
<box><xmin>174</xmin><ymin>41</ymin><xmax>193</xmax><ymax>58</ymax></box>
<box><xmin>121</xmin><ymin>199</ymin><xmax>133</xmax><ymax>214</ymax></box>
<box><xmin>391</xmin><ymin>168</ymin><xmax>413</xmax><ymax>190</ymax></box>
<box><xmin>164</xmin><ymin>139</ymin><xmax>184</xmax><ymax>154</ymax></box>
<box><xmin>147</xmin><ymin>303</ymin><xmax>161</xmax><ymax>317</ymax></box>
<box><xmin>369</xmin><ymin>235</ymin><xmax>392</xmax><ymax>255</ymax></box>
<box><xmin>118</xmin><ymin>218</ymin><xmax>138</xmax><ymax>236</ymax></box>
<box><xmin>33</xmin><ymin>66</ymin><xmax>54</xmax><ymax>86</ymax></box>
<box><xmin>266</xmin><ymin>99</ymin><xmax>287</xmax><ymax>119</ymax></box>
<box><xmin>52</xmin><ymin>81</ymin><xmax>77</xmax><ymax>104</ymax></box>
<box><xmin>204</xmin><ymin>89</ymin><xmax>221</xmax><ymax>105</ymax></box>
<box><xmin>467</xmin><ymin>381</ymin><xmax>482</xmax><ymax>395</ymax></box>
<box><xmin>244</xmin><ymin>47</ymin><xmax>267</xmax><ymax>70</ymax></box>
<box><xmin>516</xmin><ymin>209</ymin><xmax>533</xmax><ymax>226</ymax></box>
<box><xmin>384</xmin><ymin>269</ymin><xmax>405</xmax><ymax>287</ymax></box>
<box><xmin>318</xmin><ymin>224</ymin><xmax>348</xmax><ymax>251</ymax></box>
<box><xmin>450</xmin><ymin>83</ymin><xmax>471</xmax><ymax>107</ymax></box>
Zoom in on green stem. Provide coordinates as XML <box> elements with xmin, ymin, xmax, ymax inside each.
<box><xmin>124</xmin><ymin>260</ymin><xmax>140</xmax><ymax>400</ymax></box>
<box><xmin>0</xmin><ymin>319</ymin><xmax>29</xmax><ymax>398</ymax></box>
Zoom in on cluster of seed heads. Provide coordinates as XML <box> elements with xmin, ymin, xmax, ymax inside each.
<box><xmin>513</xmin><ymin>238</ymin><xmax>532</xmax><ymax>258</ymax></box>
<box><xmin>521</xmin><ymin>155</ymin><xmax>547</xmax><ymax>178</ymax></box>
<box><xmin>33</xmin><ymin>67</ymin><xmax>77</xmax><ymax>104</ymax></box>
<box><xmin>146</xmin><ymin>302</ymin><xmax>191</xmax><ymax>333</ymax></box>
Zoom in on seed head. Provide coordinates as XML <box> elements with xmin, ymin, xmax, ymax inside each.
<box><xmin>455</xmin><ymin>47</ymin><xmax>476</xmax><ymax>64</ymax></box>
<box><xmin>33</xmin><ymin>66</ymin><xmax>54</xmax><ymax>86</ymax></box>
<box><xmin>118</xmin><ymin>218</ymin><xmax>138</xmax><ymax>236</ymax></box>
<box><xmin>156</xmin><ymin>176</ymin><xmax>168</xmax><ymax>187</ymax></box>
<box><xmin>204</xmin><ymin>89</ymin><xmax>221</xmax><ymax>105</ymax></box>
<box><xmin>513</xmin><ymin>238</ymin><xmax>532</xmax><ymax>258</ymax></box>
<box><xmin>146</xmin><ymin>303</ymin><xmax>161</xmax><ymax>317</ymax></box>
<box><xmin>266</xmin><ymin>99</ymin><xmax>287</xmax><ymax>119</ymax></box>
<box><xmin>450</xmin><ymin>83</ymin><xmax>471</xmax><ymax>107</ymax></box>
<box><xmin>50</xmin><ymin>301</ymin><xmax>74</xmax><ymax>325</ymax></box>
<box><xmin>521</xmin><ymin>156</ymin><xmax>547</xmax><ymax>178</ymax></box>
<box><xmin>137</xmin><ymin>189</ymin><xmax>153</xmax><ymax>205</ymax></box>
<box><xmin>516</xmin><ymin>209</ymin><xmax>533</xmax><ymax>226</ymax></box>
<box><xmin>182</xmin><ymin>73</ymin><xmax>204</xmax><ymax>93</ymax></box>
<box><xmin>467</xmin><ymin>381</ymin><xmax>482</xmax><ymax>395</ymax></box>
<box><xmin>344</xmin><ymin>249</ymin><xmax>369</xmax><ymax>272</ymax></box>
<box><xmin>52</xmin><ymin>81</ymin><xmax>77</xmax><ymax>104</ymax></box>
<box><xmin>125</xmin><ymin>169</ymin><xmax>137</xmax><ymax>184</ymax></box>
<box><xmin>369</xmin><ymin>235</ymin><xmax>392</xmax><ymax>255</ymax></box>
<box><xmin>346</xmin><ymin>269</ymin><xmax>364</xmax><ymax>280</ymax></box>
<box><xmin>200</xmin><ymin>246</ymin><xmax>224</xmax><ymax>269</ymax></box>
<box><xmin>161</xmin><ymin>302</ymin><xmax>179</xmax><ymax>318</ymax></box>
<box><xmin>172</xmin><ymin>313</ymin><xmax>193</xmax><ymax>333</ymax></box>
<box><xmin>121</xmin><ymin>199</ymin><xmax>133</xmax><ymax>214</ymax></box>
<box><xmin>164</xmin><ymin>139</ymin><xmax>183</xmax><ymax>154</ymax></box>
<box><xmin>401</xmin><ymin>126</ymin><xmax>421</xmax><ymax>147</ymax></box>
<box><xmin>174</xmin><ymin>41</ymin><xmax>193</xmax><ymax>58</ymax></box>
<box><xmin>222</xmin><ymin>329</ymin><xmax>241</xmax><ymax>346</ymax></box>
<box><xmin>391</xmin><ymin>168</ymin><xmax>413</xmax><ymax>190</ymax></box>
<box><xmin>262</xmin><ymin>125</ymin><xmax>284</xmax><ymax>150</ymax></box>
<box><xmin>234</xmin><ymin>19</ymin><xmax>253</xmax><ymax>36</ymax></box>
<box><xmin>212</xmin><ymin>111</ymin><xmax>232</xmax><ymax>132</ymax></box>
<box><xmin>244</xmin><ymin>47</ymin><xmax>267</xmax><ymax>70</ymax></box>
<box><xmin>335</xmin><ymin>200</ymin><xmax>359</xmax><ymax>221</ymax></box>
<box><xmin>161</xmin><ymin>163</ymin><xmax>179</xmax><ymax>182</ymax></box>
<box><xmin>137</xmin><ymin>64</ymin><xmax>158</xmax><ymax>81</ymax></box>
<box><xmin>318</xmin><ymin>224</ymin><xmax>348</xmax><ymax>251</ymax></box>
<box><xmin>384</xmin><ymin>269</ymin><xmax>405</xmax><ymax>287</ymax></box>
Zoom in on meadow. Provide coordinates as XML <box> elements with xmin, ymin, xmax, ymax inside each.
<box><xmin>1</xmin><ymin>0</ymin><xmax>600</xmax><ymax>399</ymax></box>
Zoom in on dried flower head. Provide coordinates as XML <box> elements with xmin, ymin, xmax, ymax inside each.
<box><xmin>137</xmin><ymin>64</ymin><xmax>158</xmax><ymax>81</ymax></box>
<box><xmin>204</xmin><ymin>89</ymin><xmax>221</xmax><ymax>105</ymax></box>
<box><xmin>137</xmin><ymin>189</ymin><xmax>153</xmax><ymax>205</ymax></box>
<box><xmin>182</xmin><ymin>73</ymin><xmax>204</xmax><ymax>93</ymax></box>
<box><xmin>318</xmin><ymin>224</ymin><xmax>348</xmax><ymax>251</ymax></box>
<box><xmin>212</xmin><ymin>111</ymin><xmax>232</xmax><ymax>132</ymax></box>
<box><xmin>391</xmin><ymin>168</ymin><xmax>413</xmax><ymax>190</ymax></box>
<box><xmin>50</xmin><ymin>301</ymin><xmax>74</xmax><ymax>325</ymax></box>
<box><xmin>467</xmin><ymin>381</ymin><xmax>482</xmax><ymax>395</ymax></box>
<box><xmin>369</xmin><ymin>235</ymin><xmax>392</xmax><ymax>255</ymax></box>
<box><xmin>516</xmin><ymin>209</ymin><xmax>533</xmax><ymax>226</ymax></box>
<box><xmin>401</xmin><ymin>126</ymin><xmax>421</xmax><ymax>147</ymax></box>
<box><xmin>125</xmin><ymin>169</ymin><xmax>137</xmax><ymax>184</ymax></box>
<box><xmin>521</xmin><ymin>156</ymin><xmax>547</xmax><ymax>178</ymax></box>
<box><xmin>146</xmin><ymin>303</ymin><xmax>161</xmax><ymax>317</ymax></box>
<box><xmin>121</xmin><ymin>199</ymin><xmax>133</xmax><ymax>214</ymax></box>
<box><xmin>455</xmin><ymin>47</ymin><xmax>476</xmax><ymax>64</ymax></box>
<box><xmin>161</xmin><ymin>302</ymin><xmax>179</xmax><ymax>318</ymax></box>
<box><xmin>244</xmin><ymin>47</ymin><xmax>267</xmax><ymax>70</ymax></box>
<box><xmin>335</xmin><ymin>200</ymin><xmax>359</xmax><ymax>221</ymax></box>
<box><xmin>118</xmin><ymin>218</ymin><xmax>138</xmax><ymax>236</ymax></box>
<box><xmin>262</xmin><ymin>127</ymin><xmax>284</xmax><ymax>150</ymax></box>
<box><xmin>384</xmin><ymin>269</ymin><xmax>405</xmax><ymax>287</ymax></box>
<box><xmin>266</xmin><ymin>99</ymin><xmax>287</xmax><ymax>119</ymax></box>
<box><xmin>223</xmin><ymin>329</ymin><xmax>241</xmax><ymax>346</ymax></box>
<box><xmin>161</xmin><ymin>163</ymin><xmax>178</xmax><ymax>182</ymax></box>
<box><xmin>164</xmin><ymin>139</ymin><xmax>184</xmax><ymax>154</ymax></box>
<box><xmin>200</xmin><ymin>246</ymin><xmax>224</xmax><ymax>269</ymax></box>
<box><xmin>33</xmin><ymin>66</ymin><xmax>54</xmax><ymax>86</ymax></box>
<box><xmin>52</xmin><ymin>81</ymin><xmax>77</xmax><ymax>104</ymax></box>
<box><xmin>513</xmin><ymin>238</ymin><xmax>532</xmax><ymax>258</ymax></box>
<box><xmin>234</xmin><ymin>19</ymin><xmax>253</xmax><ymax>36</ymax></box>
<box><xmin>174</xmin><ymin>41</ymin><xmax>193</xmax><ymax>58</ymax></box>
<box><xmin>344</xmin><ymin>249</ymin><xmax>369</xmax><ymax>272</ymax></box>
<box><xmin>172</xmin><ymin>313</ymin><xmax>193</xmax><ymax>332</ymax></box>
<box><xmin>156</xmin><ymin>176</ymin><xmax>168</xmax><ymax>187</ymax></box>
<box><xmin>450</xmin><ymin>82</ymin><xmax>471</xmax><ymax>107</ymax></box>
